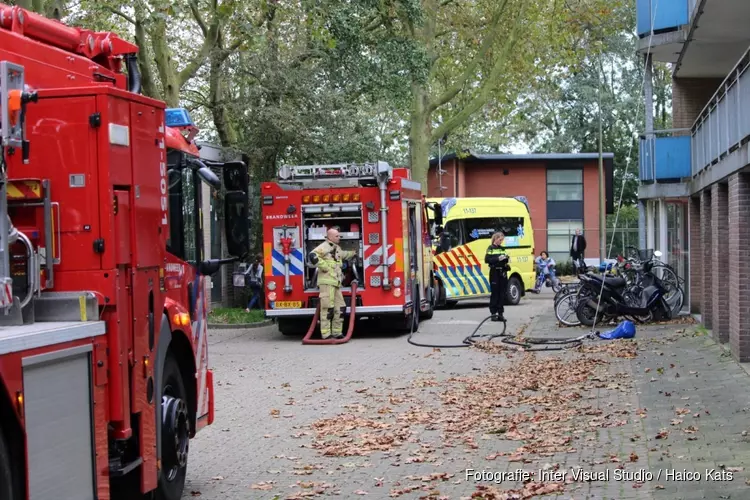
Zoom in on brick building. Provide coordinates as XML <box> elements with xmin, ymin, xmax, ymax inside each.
<box><xmin>636</xmin><ymin>0</ymin><xmax>750</xmax><ymax>360</ymax></box>
<box><xmin>427</xmin><ymin>152</ymin><xmax>615</xmax><ymax>264</ymax></box>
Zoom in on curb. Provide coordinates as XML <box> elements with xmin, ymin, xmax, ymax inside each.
<box><xmin>208</xmin><ymin>319</ymin><xmax>274</xmax><ymax>330</ymax></box>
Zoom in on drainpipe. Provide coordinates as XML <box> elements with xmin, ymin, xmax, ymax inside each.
<box><xmin>378</xmin><ymin>174</ymin><xmax>391</xmax><ymax>290</ymax></box>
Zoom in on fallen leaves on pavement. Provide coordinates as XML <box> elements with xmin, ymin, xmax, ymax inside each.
<box><xmin>305</xmin><ymin>341</ymin><xmax>644</xmax><ymax>498</ymax></box>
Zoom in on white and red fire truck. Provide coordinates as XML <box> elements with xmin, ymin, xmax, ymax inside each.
<box><xmin>260</xmin><ymin>162</ymin><xmax>439</xmax><ymax>336</ymax></box>
<box><xmin>0</xmin><ymin>4</ymin><xmax>249</xmax><ymax>500</ymax></box>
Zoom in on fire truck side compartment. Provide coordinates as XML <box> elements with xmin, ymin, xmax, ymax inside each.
<box><xmin>22</xmin><ymin>343</ymin><xmax>98</xmax><ymax>499</ymax></box>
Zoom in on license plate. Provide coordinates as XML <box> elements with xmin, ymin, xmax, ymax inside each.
<box><xmin>274</xmin><ymin>301</ymin><xmax>302</xmax><ymax>309</ymax></box>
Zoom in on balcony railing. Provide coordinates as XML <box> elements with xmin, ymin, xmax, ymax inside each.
<box><xmin>636</xmin><ymin>0</ymin><xmax>689</xmax><ymax>37</ymax></box>
<box><xmin>639</xmin><ymin>130</ymin><xmax>692</xmax><ymax>182</ymax></box>
<box><xmin>691</xmin><ymin>45</ymin><xmax>750</xmax><ymax>176</ymax></box>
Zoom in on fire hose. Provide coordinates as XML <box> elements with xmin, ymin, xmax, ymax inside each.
<box><xmin>302</xmin><ymin>281</ymin><xmax>358</xmax><ymax>345</ymax></box>
<box><xmin>406</xmin><ymin>314</ymin><xmax>598</xmax><ymax>352</ymax></box>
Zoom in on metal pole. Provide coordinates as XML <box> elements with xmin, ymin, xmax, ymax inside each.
<box><xmin>640</xmin><ymin>53</ymin><xmax>654</xmax><ymax>249</ymax></box>
<box><xmin>598</xmin><ymin>47</ymin><xmax>606</xmax><ymax>263</ymax></box>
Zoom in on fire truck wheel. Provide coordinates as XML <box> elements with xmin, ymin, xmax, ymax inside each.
<box><xmin>278</xmin><ymin>318</ymin><xmax>308</xmax><ymax>336</ymax></box>
<box><xmin>158</xmin><ymin>354</ymin><xmax>190</xmax><ymax>500</ymax></box>
<box><xmin>420</xmin><ymin>285</ymin><xmax>435</xmax><ymax>320</ymax></box>
<box><xmin>0</xmin><ymin>428</ymin><xmax>15</xmax><ymax>500</ymax></box>
<box><xmin>506</xmin><ymin>277</ymin><xmax>522</xmax><ymax>306</ymax></box>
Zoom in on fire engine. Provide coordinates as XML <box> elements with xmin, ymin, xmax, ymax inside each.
<box><xmin>0</xmin><ymin>4</ymin><xmax>249</xmax><ymax>500</ymax></box>
<box><xmin>261</xmin><ymin>162</ymin><xmax>440</xmax><ymax>337</ymax></box>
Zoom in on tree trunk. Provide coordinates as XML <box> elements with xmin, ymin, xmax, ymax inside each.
<box><xmin>209</xmin><ymin>51</ymin><xmax>237</xmax><ymax>147</ymax></box>
<box><xmin>13</xmin><ymin>0</ymin><xmax>33</xmax><ymax>10</ymax></box>
<box><xmin>150</xmin><ymin>14</ymin><xmax>181</xmax><ymax>107</ymax></box>
<box><xmin>134</xmin><ymin>5</ymin><xmax>160</xmax><ymax>100</ymax></box>
<box><xmin>409</xmin><ymin>84</ymin><xmax>432</xmax><ymax>193</ymax></box>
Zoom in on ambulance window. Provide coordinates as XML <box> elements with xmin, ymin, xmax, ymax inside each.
<box><xmin>464</xmin><ymin>217</ymin><xmax>524</xmax><ymax>241</ymax></box>
<box><xmin>443</xmin><ymin>220</ymin><xmax>462</xmax><ymax>249</ymax></box>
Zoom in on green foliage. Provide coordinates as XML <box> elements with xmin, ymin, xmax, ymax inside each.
<box><xmin>497</xmin><ymin>1</ymin><xmax>672</xmax><ymax>207</ymax></box>
<box><xmin>208</xmin><ymin>307</ymin><xmax>265</xmax><ymax>324</ymax></box>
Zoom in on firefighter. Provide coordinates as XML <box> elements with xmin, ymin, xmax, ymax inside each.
<box><xmin>312</xmin><ymin>227</ymin><xmax>357</xmax><ymax>339</ymax></box>
<box><xmin>485</xmin><ymin>231</ymin><xmax>510</xmax><ymax>322</ymax></box>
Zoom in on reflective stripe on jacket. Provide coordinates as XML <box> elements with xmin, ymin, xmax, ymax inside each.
<box><xmin>313</xmin><ymin>240</ymin><xmax>356</xmax><ymax>286</ymax></box>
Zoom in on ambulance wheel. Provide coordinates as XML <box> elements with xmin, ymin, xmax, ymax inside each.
<box><xmin>506</xmin><ymin>277</ymin><xmax>522</xmax><ymax>306</ymax></box>
<box><xmin>0</xmin><ymin>427</ymin><xmax>16</xmax><ymax>500</ymax></box>
<box><xmin>157</xmin><ymin>354</ymin><xmax>189</xmax><ymax>500</ymax></box>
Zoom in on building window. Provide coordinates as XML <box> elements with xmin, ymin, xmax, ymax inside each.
<box><xmin>547</xmin><ymin>220</ymin><xmax>583</xmax><ymax>263</ymax></box>
<box><xmin>547</xmin><ymin>169</ymin><xmax>583</xmax><ymax>201</ymax></box>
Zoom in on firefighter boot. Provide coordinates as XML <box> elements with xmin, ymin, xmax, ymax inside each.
<box><xmin>331</xmin><ymin>286</ymin><xmax>346</xmax><ymax>339</ymax></box>
<box><xmin>318</xmin><ymin>284</ymin><xmax>334</xmax><ymax>339</ymax></box>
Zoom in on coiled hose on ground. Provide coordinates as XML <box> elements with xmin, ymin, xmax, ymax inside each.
<box><xmin>407</xmin><ymin>311</ymin><xmax>597</xmax><ymax>352</ymax></box>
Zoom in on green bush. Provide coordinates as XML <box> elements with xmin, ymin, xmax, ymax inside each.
<box><xmin>555</xmin><ymin>260</ymin><xmax>575</xmax><ymax>276</ymax></box>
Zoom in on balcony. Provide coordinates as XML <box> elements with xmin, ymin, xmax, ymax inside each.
<box><xmin>691</xmin><ymin>45</ymin><xmax>750</xmax><ymax>190</ymax></box>
<box><xmin>639</xmin><ymin>131</ymin><xmax>692</xmax><ymax>182</ymax></box>
<box><xmin>636</xmin><ymin>0</ymin><xmax>689</xmax><ymax>37</ymax></box>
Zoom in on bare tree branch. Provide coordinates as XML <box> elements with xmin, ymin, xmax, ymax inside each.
<box><xmin>189</xmin><ymin>0</ymin><xmax>209</xmax><ymax>37</ymax></box>
<box><xmin>106</xmin><ymin>5</ymin><xmax>135</xmax><ymax>25</ymax></box>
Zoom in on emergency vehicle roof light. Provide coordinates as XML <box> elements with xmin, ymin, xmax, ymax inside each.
<box><xmin>165</xmin><ymin>108</ymin><xmax>194</xmax><ymax>128</ymax></box>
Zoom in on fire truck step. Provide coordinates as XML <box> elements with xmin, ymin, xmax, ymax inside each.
<box><xmin>108</xmin><ymin>456</ymin><xmax>143</xmax><ymax>477</ymax></box>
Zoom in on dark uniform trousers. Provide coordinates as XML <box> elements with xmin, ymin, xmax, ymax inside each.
<box><xmin>485</xmin><ymin>245</ymin><xmax>509</xmax><ymax>317</ymax></box>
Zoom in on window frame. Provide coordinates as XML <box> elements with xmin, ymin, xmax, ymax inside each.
<box><xmin>166</xmin><ymin>150</ymin><xmax>204</xmax><ymax>266</ymax></box>
<box><xmin>546</xmin><ymin>168</ymin><xmax>583</xmax><ymax>202</ymax></box>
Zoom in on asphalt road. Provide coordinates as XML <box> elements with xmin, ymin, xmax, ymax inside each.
<box><xmin>182</xmin><ymin>292</ymin><xmax>552</xmax><ymax>499</ymax></box>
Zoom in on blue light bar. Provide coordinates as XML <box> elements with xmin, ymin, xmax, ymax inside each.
<box><xmin>165</xmin><ymin>108</ymin><xmax>194</xmax><ymax>128</ymax></box>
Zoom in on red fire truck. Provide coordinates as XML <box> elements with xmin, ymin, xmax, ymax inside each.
<box><xmin>0</xmin><ymin>4</ymin><xmax>249</xmax><ymax>500</ymax></box>
<box><xmin>260</xmin><ymin>162</ymin><xmax>439</xmax><ymax>336</ymax></box>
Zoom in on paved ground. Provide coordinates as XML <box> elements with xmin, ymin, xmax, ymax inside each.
<box><xmin>182</xmin><ymin>290</ymin><xmax>750</xmax><ymax>499</ymax></box>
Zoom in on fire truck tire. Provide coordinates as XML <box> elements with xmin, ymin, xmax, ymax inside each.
<box><xmin>0</xmin><ymin>428</ymin><xmax>15</xmax><ymax>500</ymax></box>
<box><xmin>278</xmin><ymin>318</ymin><xmax>308</xmax><ymax>336</ymax></box>
<box><xmin>420</xmin><ymin>285</ymin><xmax>435</xmax><ymax>320</ymax></box>
<box><xmin>406</xmin><ymin>286</ymin><xmax>420</xmax><ymax>332</ymax></box>
<box><xmin>157</xmin><ymin>354</ymin><xmax>189</xmax><ymax>500</ymax></box>
<box><xmin>506</xmin><ymin>276</ymin><xmax>522</xmax><ymax>306</ymax></box>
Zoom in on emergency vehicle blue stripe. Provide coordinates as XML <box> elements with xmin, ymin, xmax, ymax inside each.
<box><xmin>462</xmin><ymin>263</ymin><xmax>486</xmax><ymax>294</ymax></box>
<box><xmin>469</xmin><ymin>265</ymin><xmax>490</xmax><ymax>293</ymax></box>
<box><xmin>459</xmin><ymin>264</ymin><xmax>479</xmax><ymax>295</ymax></box>
<box><xmin>437</xmin><ymin>269</ymin><xmax>459</xmax><ymax>297</ymax></box>
<box><xmin>446</xmin><ymin>266</ymin><xmax>469</xmax><ymax>296</ymax></box>
<box><xmin>272</xmin><ymin>249</ymin><xmax>303</xmax><ymax>276</ymax></box>
<box><xmin>475</xmin><ymin>265</ymin><xmax>492</xmax><ymax>291</ymax></box>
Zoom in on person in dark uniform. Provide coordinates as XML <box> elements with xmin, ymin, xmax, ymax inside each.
<box><xmin>485</xmin><ymin>231</ymin><xmax>510</xmax><ymax>322</ymax></box>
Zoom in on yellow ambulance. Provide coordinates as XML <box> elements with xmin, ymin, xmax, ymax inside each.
<box><xmin>425</xmin><ymin>197</ymin><xmax>536</xmax><ymax>306</ymax></box>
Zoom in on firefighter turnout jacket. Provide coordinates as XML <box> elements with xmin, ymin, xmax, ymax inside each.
<box><xmin>485</xmin><ymin>244</ymin><xmax>510</xmax><ymax>278</ymax></box>
<box><xmin>312</xmin><ymin>240</ymin><xmax>356</xmax><ymax>287</ymax></box>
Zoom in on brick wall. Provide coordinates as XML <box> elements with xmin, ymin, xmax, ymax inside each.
<box><xmin>711</xmin><ymin>183</ymin><xmax>729</xmax><ymax>343</ymax></box>
<box><xmin>427</xmin><ymin>159</ymin><xmax>459</xmax><ymax>196</ymax></box>
<box><xmin>728</xmin><ymin>172</ymin><xmax>750</xmax><ymax>362</ymax></box>
<box><xmin>671</xmin><ymin>77</ymin><xmax>723</xmax><ymax>131</ymax></box>
<box><xmin>689</xmin><ymin>195</ymin><xmax>702</xmax><ymax>314</ymax></box>
<box><xmin>700</xmin><ymin>189</ymin><xmax>713</xmax><ymax>329</ymax></box>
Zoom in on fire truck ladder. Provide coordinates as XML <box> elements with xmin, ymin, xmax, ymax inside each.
<box><xmin>276</xmin><ymin>162</ymin><xmax>393</xmax><ymax>344</ymax></box>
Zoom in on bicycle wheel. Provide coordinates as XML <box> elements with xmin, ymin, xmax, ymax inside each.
<box><xmin>555</xmin><ymin>292</ymin><xmax>581</xmax><ymax>327</ymax></box>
